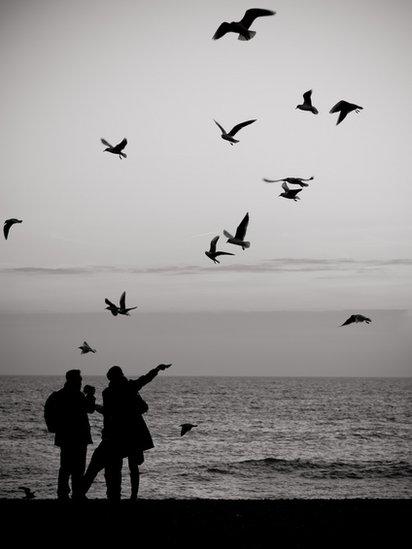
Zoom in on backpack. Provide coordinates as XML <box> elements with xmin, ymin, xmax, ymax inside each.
<box><xmin>44</xmin><ymin>392</ymin><xmax>60</xmax><ymax>433</ymax></box>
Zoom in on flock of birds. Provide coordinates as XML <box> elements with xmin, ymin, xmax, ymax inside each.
<box><xmin>5</xmin><ymin>7</ymin><xmax>375</xmax><ymax>498</ymax></box>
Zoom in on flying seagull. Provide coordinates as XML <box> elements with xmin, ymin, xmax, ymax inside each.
<box><xmin>205</xmin><ymin>236</ymin><xmax>235</xmax><ymax>264</ymax></box>
<box><xmin>213</xmin><ymin>8</ymin><xmax>276</xmax><ymax>41</ymax></box>
<box><xmin>340</xmin><ymin>314</ymin><xmax>371</xmax><ymax>327</ymax></box>
<box><xmin>78</xmin><ymin>341</ymin><xmax>96</xmax><ymax>354</ymax></box>
<box><xmin>214</xmin><ymin>119</ymin><xmax>256</xmax><ymax>145</ymax></box>
<box><xmin>3</xmin><ymin>218</ymin><xmax>22</xmax><ymax>240</ymax></box>
<box><xmin>329</xmin><ymin>101</ymin><xmax>363</xmax><ymax>125</ymax></box>
<box><xmin>19</xmin><ymin>487</ymin><xmax>35</xmax><ymax>499</ymax></box>
<box><xmin>180</xmin><ymin>423</ymin><xmax>197</xmax><ymax>437</ymax></box>
<box><xmin>224</xmin><ymin>212</ymin><xmax>250</xmax><ymax>250</ymax></box>
<box><xmin>296</xmin><ymin>90</ymin><xmax>318</xmax><ymax>115</ymax></box>
<box><xmin>101</xmin><ymin>137</ymin><xmax>127</xmax><ymax>159</ymax></box>
<box><xmin>279</xmin><ymin>182</ymin><xmax>302</xmax><ymax>201</ymax></box>
<box><xmin>105</xmin><ymin>291</ymin><xmax>137</xmax><ymax>316</ymax></box>
<box><xmin>263</xmin><ymin>176</ymin><xmax>314</xmax><ymax>188</ymax></box>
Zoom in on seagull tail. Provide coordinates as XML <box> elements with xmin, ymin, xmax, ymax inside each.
<box><xmin>120</xmin><ymin>152</ymin><xmax>127</xmax><ymax>158</ymax></box>
<box><xmin>238</xmin><ymin>30</ymin><xmax>256</xmax><ymax>41</ymax></box>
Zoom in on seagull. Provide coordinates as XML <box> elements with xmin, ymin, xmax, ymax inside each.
<box><xmin>101</xmin><ymin>137</ymin><xmax>127</xmax><ymax>159</ymax></box>
<box><xmin>19</xmin><ymin>487</ymin><xmax>35</xmax><ymax>499</ymax></box>
<box><xmin>224</xmin><ymin>213</ymin><xmax>250</xmax><ymax>250</ymax></box>
<box><xmin>3</xmin><ymin>218</ymin><xmax>22</xmax><ymax>240</ymax></box>
<box><xmin>180</xmin><ymin>423</ymin><xmax>197</xmax><ymax>437</ymax></box>
<box><xmin>213</xmin><ymin>8</ymin><xmax>276</xmax><ymax>41</ymax></box>
<box><xmin>105</xmin><ymin>291</ymin><xmax>137</xmax><ymax>316</ymax></box>
<box><xmin>279</xmin><ymin>182</ymin><xmax>302</xmax><ymax>201</ymax></box>
<box><xmin>263</xmin><ymin>176</ymin><xmax>314</xmax><ymax>188</ymax></box>
<box><xmin>205</xmin><ymin>236</ymin><xmax>235</xmax><ymax>264</ymax></box>
<box><xmin>296</xmin><ymin>90</ymin><xmax>318</xmax><ymax>114</ymax></box>
<box><xmin>340</xmin><ymin>314</ymin><xmax>371</xmax><ymax>327</ymax></box>
<box><xmin>214</xmin><ymin>119</ymin><xmax>257</xmax><ymax>145</ymax></box>
<box><xmin>329</xmin><ymin>101</ymin><xmax>363</xmax><ymax>125</ymax></box>
<box><xmin>78</xmin><ymin>341</ymin><xmax>96</xmax><ymax>354</ymax></box>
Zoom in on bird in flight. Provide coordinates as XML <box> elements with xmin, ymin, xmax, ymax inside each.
<box><xmin>180</xmin><ymin>423</ymin><xmax>197</xmax><ymax>437</ymax></box>
<box><xmin>296</xmin><ymin>90</ymin><xmax>319</xmax><ymax>115</ymax></box>
<box><xmin>105</xmin><ymin>291</ymin><xmax>137</xmax><ymax>316</ymax></box>
<box><xmin>340</xmin><ymin>314</ymin><xmax>372</xmax><ymax>327</ymax></box>
<box><xmin>205</xmin><ymin>236</ymin><xmax>235</xmax><ymax>264</ymax></box>
<box><xmin>224</xmin><ymin>213</ymin><xmax>250</xmax><ymax>250</ymax></box>
<box><xmin>101</xmin><ymin>137</ymin><xmax>128</xmax><ymax>159</ymax></box>
<box><xmin>279</xmin><ymin>182</ymin><xmax>302</xmax><ymax>201</ymax></box>
<box><xmin>3</xmin><ymin>218</ymin><xmax>22</xmax><ymax>240</ymax></box>
<box><xmin>330</xmin><ymin>101</ymin><xmax>363</xmax><ymax>125</ymax></box>
<box><xmin>19</xmin><ymin>487</ymin><xmax>35</xmax><ymax>499</ymax></box>
<box><xmin>78</xmin><ymin>341</ymin><xmax>96</xmax><ymax>354</ymax></box>
<box><xmin>263</xmin><ymin>176</ymin><xmax>314</xmax><ymax>188</ymax></box>
<box><xmin>213</xmin><ymin>8</ymin><xmax>276</xmax><ymax>41</ymax></box>
<box><xmin>214</xmin><ymin>119</ymin><xmax>256</xmax><ymax>145</ymax></box>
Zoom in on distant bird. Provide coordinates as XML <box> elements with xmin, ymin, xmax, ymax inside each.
<box><xmin>224</xmin><ymin>212</ymin><xmax>250</xmax><ymax>250</ymax></box>
<box><xmin>279</xmin><ymin>182</ymin><xmax>302</xmax><ymax>201</ymax></box>
<box><xmin>340</xmin><ymin>314</ymin><xmax>372</xmax><ymax>327</ymax></box>
<box><xmin>19</xmin><ymin>487</ymin><xmax>35</xmax><ymax>499</ymax></box>
<box><xmin>3</xmin><ymin>218</ymin><xmax>22</xmax><ymax>240</ymax></box>
<box><xmin>105</xmin><ymin>291</ymin><xmax>137</xmax><ymax>316</ymax></box>
<box><xmin>213</xmin><ymin>8</ymin><xmax>276</xmax><ymax>41</ymax></box>
<box><xmin>263</xmin><ymin>176</ymin><xmax>314</xmax><ymax>188</ymax></box>
<box><xmin>205</xmin><ymin>236</ymin><xmax>235</xmax><ymax>264</ymax></box>
<box><xmin>101</xmin><ymin>137</ymin><xmax>127</xmax><ymax>159</ymax></box>
<box><xmin>78</xmin><ymin>341</ymin><xmax>96</xmax><ymax>354</ymax></box>
<box><xmin>329</xmin><ymin>101</ymin><xmax>363</xmax><ymax>125</ymax></box>
<box><xmin>214</xmin><ymin>119</ymin><xmax>257</xmax><ymax>145</ymax></box>
<box><xmin>296</xmin><ymin>90</ymin><xmax>318</xmax><ymax>115</ymax></box>
<box><xmin>180</xmin><ymin>423</ymin><xmax>197</xmax><ymax>437</ymax></box>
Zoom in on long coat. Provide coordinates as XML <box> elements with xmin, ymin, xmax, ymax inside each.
<box><xmin>102</xmin><ymin>378</ymin><xmax>154</xmax><ymax>456</ymax></box>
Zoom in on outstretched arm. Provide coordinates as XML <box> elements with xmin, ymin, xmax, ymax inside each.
<box><xmin>134</xmin><ymin>364</ymin><xmax>172</xmax><ymax>390</ymax></box>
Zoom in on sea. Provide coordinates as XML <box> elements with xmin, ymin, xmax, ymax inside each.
<box><xmin>0</xmin><ymin>376</ymin><xmax>411</xmax><ymax>499</ymax></box>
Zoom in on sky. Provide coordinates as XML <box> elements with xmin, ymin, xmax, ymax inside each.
<box><xmin>0</xmin><ymin>0</ymin><xmax>411</xmax><ymax>375</ymax></box>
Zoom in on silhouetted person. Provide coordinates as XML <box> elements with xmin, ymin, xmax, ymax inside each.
<box><xmin>44</xmin><ymin>369</ymin><xmax>95</xmax><ymax>500</ymax></box>
<box><xmin>82</xmin><ymin>363</ymin><xmax>171</xmax><ymax>501</ymax></box>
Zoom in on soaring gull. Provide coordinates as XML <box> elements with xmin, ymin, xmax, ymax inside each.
<box><xmin>296</xmin><ymin>90</ymin><xmax>319</xmax><ymax>115</ymax></box>
<box><xmin>205</xmin><ymin>236</ymin><xmax>235</xmax><ymax>264</ymax></box>
<box><xmin>213</xmin><ymin>8</ymin><xmax>276</xmax><ymax>41</ymax></box>
<box><xmin>330</xmin><ymin>101</ymin><xmax>363</xmax><ymax>125</ymax></box>
<box><xmin>101</xmin><ymin>137</ymin><xmax>128</xmax><ymax>159</ymax></box>
<box><xmin>224</xmin><ymin>213</ymin><xmax>250</xmax><ymax>250</ymax></box>
<box><xmin>3</xmin><ymin>218</ymin><xmax>22</xmax><ymax>240</ymax></box>
<box><xmin>214</xmin><ymin>119</ymin><xmax>256</xmax><ymax>145</ymax></box>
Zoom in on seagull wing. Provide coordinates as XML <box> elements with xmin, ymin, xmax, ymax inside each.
<box><xmin>341</xmin><ymin>315</ymin><xmax>356</xmax><ymax>326</ymax></box>
<box><xmin>101</xmin><ymin>138</ymin><xmax>112</xmax><ymax>148</ymax></box>
<box><xmin>119</xmin><ymin>291</ymin><xmax>126</xmax><ymax>309</ymax></box>
<box><xmin>239</xmin><ymin>9</ymin><xmax>276</xmax><ymax>29</ymax></box>
<box><xmin>235</xmin><ymin>212</ymin><xmax>249</xmax><ymax>240</ymax></box>
<box><xmin>263</xmin><ymin>178</ymin><xmax>283</xmax><ymax>183</ymax></box>
<box><xmin>210</xmin><ymin>236</ymin><xmax>219</xmax><ymax>253</ymax></box>
<box><xmin>105</xmin><ymin>298</ymin><xmax>117</xmax><ymax>308</ymax></box>
<box><xmin>289</xmin><ymin>189</ymin><xmax>302</xmax><ymax>197</ymax></box>
<box><xmin>223</xmin><ymin>230</ymin><xmax>234</xmax><ymax>240</ymax></box>
<box><xmin>116</xmin><ymin>138</ymin><xmax>127</xmax><ymax>151</ymax></box>
<box><xmin>329</xmin><ymin>101</ymin><xmax>346</xmax><ymax>114</ymax></box>
<box><xmin>303</xmin><ymin>90</ymin><xmax>313</xmax><ymax>107</ymax></box>
<box><xmin>214</xmin><ymin>120</ymin><xmax>226</xmax><ymax>134</ymax></box>
<box><xmin>3</xmin><ymin>220</ymin><xmax>12</xmax><ymax>240</ymax></box>
<box><xmin>214</xmin><ymin>252</ymin><xmax>235</xmax><ymax>257</ymax></box>
<box><xmin>228</xmin><ymin>119</ymin><xmax>256</xmax><ymax>137</ymax></box>
<box><xmin>212</xmin><ymin>22</ymin><xmax>231</xmax><ymax>40</ymax></box>
<box><xmin>281</xmin><ymin>182</ymin><xmax>290</xmax><ymax>192</ymax></box>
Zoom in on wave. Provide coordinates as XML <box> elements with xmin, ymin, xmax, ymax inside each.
<box><xmin>206</xmin><ymin>457</ymin><xmax>412</xmax><ymax>480</ymax></box>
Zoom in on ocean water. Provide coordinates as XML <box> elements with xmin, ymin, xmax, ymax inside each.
<box><xmin>0</xmin><ymin>376</ymin><xmax>410</xmax><ymax>499</ymax></box>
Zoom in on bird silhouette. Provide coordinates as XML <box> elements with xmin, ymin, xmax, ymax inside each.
<box><xmin>105</xmin><ymin>291</ymin><xmax>137</xmax><ymax>316</ymax></box>
<box><xmin>78</xmin><ymin>341</ymin><xmax>96</xmax><ymax>354</ymax></box>
<box><xmin>180</xmin><ymin>423</ymin><xmax>197</xmax><ymax>436</ymax></box>
<box><xmin>330</xmin><ymin>101</ymin><xmax>363</xmax><ymax>125</ymax></box>
<box><xmin>340</xmin><ymin>314</ymin><xmax>371</xmax><ymax>326</ymax></box>
<box><xmin>3</xmin><ymin>218</ymin><xmax>22</xmax><ymax>240</ymax></box>
<box><xmin>213</xmin><ymin>8</ymin><xmax>276</xmax><ymax>41</ymax></box>
<box><xmin>101</xmin><ymin>137</ymin><xmax>128</xmax><ymax>159</ymax></box>
<box><xmin>263</xmin><ymin>176</ymin><xmax>314</xmax><ymax>188</ymax></box>
<box><xmin>19</xmin><ymin>487</ymin><xmax>35</xmax><ymax>499</ymax></box>
<box><xmin>296</xmin><ymin>90</ymin><xmax>319</xmax><ymax>114</ymax></box>
<box><xmin>205</xmin><ymin>236</ymin><xmax>235</xmax><ymax>264</ymax></box>
<box><xmin>214</xmin><ymin>119</ymin><xmax>256</xmax><ymax>145</ymax></box>
<box><xmin>224</xmin><ymin>213</ymin><xmax>250</xmax><ymax>250</ymax></box>
<box><xmin>279</xmin><ymin>182</ymin><xmax>302</xmax><ymax>201</ymax></box>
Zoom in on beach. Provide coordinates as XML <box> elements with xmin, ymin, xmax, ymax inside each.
<box><xmin>1</xmin><ymin>498</ymin><xmax>410</xmax><ymax>547</ymax></box>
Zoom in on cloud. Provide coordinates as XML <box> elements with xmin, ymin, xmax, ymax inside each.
<box><xmin>1</xmin><ymin>258</ymin><xmax>412</xmax><ymax>276</ymax></box>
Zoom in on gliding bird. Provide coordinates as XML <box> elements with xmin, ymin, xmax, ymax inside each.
<box><xmin>263</xmin><ymin>176</ymin><xmax>314</xmax><ymax>188</ymax></box>
<box><xmin>279</xmin><ymin>182</ymin><xmax>302</xmax><ymax>201</ymax></box>
<box><xmin>340</xmin><ymin>314</ymin><xmax>371</xmax><ymax>327</ymax></box>
<box><xmin>105</xmin><ymin>291</ymin><xmax>137</xmax><ymax>316</ymax></box>
<box><xmin>329</xmin><ymin>101</ymin><xmax>363</xmax><ymax>125</ymax></box>
<box><xmin>213</xmin><ymin>8</ymin><xmax>276</xmax><ymax>41</ymax></box>
<box><xmin>180</xmin><ymin>423</ymin><xmax>197</xmax><ymax>437</ymax></box>
<box><xmin>214</xmin><ymin>119</ymin><xmax>257</xmax><ymax>145</ymax></box>
<box><xmin>78</xmin><ymin>341</ymin><xmax>96</xmax><ymax>354</ymax></box>
<box><xmin>205</xmin><ymin>236</ymin><xmax>235</xmax><ymax>264</ymax></box>
<box><xmin>3</xmin><ymin>218</ymin><xmax>22</xmax><ymax>240</ymax></box>
<box><xmin>101</xmin><ymin>137</ymin><xmax>128</xmax><ymax>159</ymax></box>
<box><xmin>224</xmin><ymin>213</ymin><xmax>250</xmax><ymax>250</ymax></box>
<box><xmin>296</xmin><ymin>90</ymin><xmax>318</xmax><ymax>115</ymax></box>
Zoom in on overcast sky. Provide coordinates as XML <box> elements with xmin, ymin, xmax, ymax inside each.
<box><xmin>0</xmin><ymin>1</ymin><xmax>411</xmax><ymax>375</ymax></box>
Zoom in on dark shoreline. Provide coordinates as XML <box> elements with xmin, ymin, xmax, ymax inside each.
<box><xmin>2</xmin><ymin>498</ymin><xmax>410</xmax><ymax>547</ymax></box>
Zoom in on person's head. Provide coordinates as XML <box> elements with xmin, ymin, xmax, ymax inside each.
<box><xmin>106</xmin><ymin>365</ymin><xmax>125</xmax><ymax>383</ymax></box>
<box><xmin>65</xmin><ymin>369</ymin><xmax>82</xmax><ymax>390</ymax></box>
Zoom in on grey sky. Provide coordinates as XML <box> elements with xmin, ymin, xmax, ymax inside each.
<box><xmin>0</xmin><ymin>1</ymin><xmax>411</xmax><ymax>374</ymax></box>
